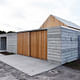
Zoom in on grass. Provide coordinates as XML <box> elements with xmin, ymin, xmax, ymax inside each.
<box><xmin>0</xmin><ymin>52</ymin><xmax>15</xmax><ymax>55</ymax></box>
<box><xmin>64</xmin><ymin>59</ymin><xmax>80</xmax><ymax>70</ymax></box>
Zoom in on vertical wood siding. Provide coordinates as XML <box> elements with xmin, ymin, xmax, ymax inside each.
<box><xmin>40</xmin><ymin>15</ymin><xmax>67</xmax><ymax>28</ymax></box>
<box><xmin>17</xmin><ymin>33</ymin><xmax>23</xmax><ymax>55</ymax></box>
<box><xmin>30</xmin><ymin>30</ymin><xmax>47</xmax><ymax>60</ymax></box>
<box><xmin>17</xmin><ymin>32</ymin><xmax>30</xmax><ymax>56</ymax></box>
<box><xmin>17</xmin><ymin>30</ymin><xmax>47</xmax><ymax>60</ymax></box>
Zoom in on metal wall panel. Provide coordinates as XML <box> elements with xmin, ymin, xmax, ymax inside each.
<box><xmin>61</xmin><ymin>27</ymin><xmax>79</xmax><ymax>64</ymax></box>
<box><xmin>47</xmin><ymin>27</ymin><xmax>62</xmax><ymax>63</ymax></box>
<box><xmin>0</xmin><ymin>38</ymin><xmax>1</xmax><ymax>50</ymax></box>
<box><xmin>78</xmin><ymin>35</ymin><xmax>80</xmax><ymax>58</ymax></box>
<box><xmin>7</xmin><ymin>33</ymin><xmax>17</xmax><ymax>53</ymax></box>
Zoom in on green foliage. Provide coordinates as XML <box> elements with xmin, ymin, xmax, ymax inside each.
<box><xmin>7</xmin><ymin>31</ymin><xmax>15</xmax><ymax>33</ymax></box>
<box><xmin>0</xmin><ymin>31</ymin><xmax>6</xmax><ymax>34</ymax></box>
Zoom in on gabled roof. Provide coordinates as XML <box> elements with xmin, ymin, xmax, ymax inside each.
<box><xmin>54</xmin><ymin>15</ymin><xmax>80</xmax><ymax>29</ymax></box>
<box><xmin>40</xmin><ymin>15</ymin><xmax>80</xmax><ymax>30</ymax></box>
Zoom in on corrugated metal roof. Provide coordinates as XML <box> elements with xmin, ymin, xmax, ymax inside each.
<box><xmin>61</xmin><ymin>26</ymin><xmax>80</xmax><ymax>32</ymax></box>
<box><xmin>54</xmin><ymin>15</ymin><xmax>80</xmax><ymax>29</ymax></box>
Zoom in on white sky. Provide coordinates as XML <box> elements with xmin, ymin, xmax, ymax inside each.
<box><xmin>0</xmin><ymin>0</ymin><xmax>80</xmax><ymax>32</ymax></box>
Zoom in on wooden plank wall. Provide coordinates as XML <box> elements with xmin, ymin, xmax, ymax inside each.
<box><xmin>17</xmin><ymin>30</ymin><xmax>47</xmax><ymax>60</ymax></box>
<box><xmin>30</xmin><ymin>30</ymin><xmax>47</xmax><ymax>60</ymax></box>
<box><xmin>17</xmin><ymin>32</ymin><xmax>30</xmax><ymax>56</ymax></box>
<box><xmin>40</xmin><ymin>15</ymin><xmax>67</xmax><ymax>28</ymax></box>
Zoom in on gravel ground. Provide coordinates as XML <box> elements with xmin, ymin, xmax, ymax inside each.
<box><xmin>0</xmin><ymin>61</ymin><xmax>80</xmax><ymax>80</ymax></box>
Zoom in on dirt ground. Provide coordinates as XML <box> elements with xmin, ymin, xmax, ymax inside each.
<box><xmin>0</xmin><ymin>61</ymin><xmax>80</xmax><ymax>80</ymax></box>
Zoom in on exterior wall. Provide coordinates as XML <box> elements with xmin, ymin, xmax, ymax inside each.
<box><xmin>17</xmin><ymin>30</ymin><xmax>47</xmax><ymax>60</ymax></box>
<box><xmin>40</xmin><ymin>15</ymin><xmax>67</xmax><ymax>28</ymax></box>
<box><xmin>47</xmin><ymin>27</ymin><xmax>62</xmax><ymax>63</ymax></box>
<box><xmin>7</xmin><ymin>33</ymin><xmax>17</xmax><ymax>53</ymax></box>
<box><xmin>77</xmin><ymin>32</ymin><xmax>80</xmax><ymax>58</ymax></box>
<box><xmin>47</xmin><ymin>26</ymin><xmax>80</xmax><ymax>64</ymax></box>
<box><xmin>0</xmin><ymin>37</ymin><xmax>1</xmax><ymax>50</ymax></box>
<box><xmin>61</xmin><ymin>27</ymin><xmax>79</xmax><ymax>64</ymax></box>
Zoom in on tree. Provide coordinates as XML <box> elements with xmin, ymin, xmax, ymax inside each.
<box><xmin>7</xmin><ymin>31</ymin><xmax>15</xmax><ymax>33</ymax></box>
<box><xmin>0</xmin><ymin>31</ymin><xmax>6</xmax><ymax>34</ymax></box>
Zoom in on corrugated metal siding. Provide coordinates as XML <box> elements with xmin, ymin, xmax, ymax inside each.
<box><xmin>47</xmin><ymin>27</ymin><xmax>62</xmax><ymax>63</ymax></box>
<box><xmin>78</xmin><ymin>35</ymin><xmax>80</xmax><ymax>58</ymax></box>
<box><xmin>61</xmin><ymin>27</ymin><xmax>79</xmax><ymax>64</ymax></box>
<box><xmin>7</xmin><ymin>33</ymin><xmax>17</xmax><ymax>53</ymax></box>
<box><xmin>0</xmin><ymin>38</ymin><xmax>1</xmax><ymax>50</ymax></box>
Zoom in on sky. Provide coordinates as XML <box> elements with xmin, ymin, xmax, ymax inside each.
<box><xmin>0</xmin><ymin>0</ymin><xmax>80</xmax><ymax>32</ymax></box>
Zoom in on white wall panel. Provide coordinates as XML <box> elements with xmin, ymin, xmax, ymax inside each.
<box><xmin>7</xmin><ymin>33</ymin><xmax>17</xmax><ymax>53</ymax></box>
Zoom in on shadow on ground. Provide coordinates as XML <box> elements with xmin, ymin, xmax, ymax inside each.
<box><xmin>64</xmin><ymin>59</ymin><xmax>80</xmax><ymax>70</ymax></box>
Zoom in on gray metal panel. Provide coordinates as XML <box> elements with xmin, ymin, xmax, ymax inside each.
<box><xmin>0</xmin><ymin>37</ymin><xmax>1</xmax><ymax>50</ymax></box>
<box><xmin>47</xmin><ymin>27</ymin><xmax>62</xmax><ymax>63</ymax></box>
<box><xmin>47</xmin><ymin>26</ymin><xmax>80</xmax><ymax>64</ymax></box>
<box><xmin>78</xmin><ymin>35</ymin><xmax>80</xmax><ymax>58</ymax></box>
<box><xmin>61</xmin><ymin>27</ymin><xmax>79</xmax><ymax>64</ymax></box>
<box><xmin>7</xmin><ymin>33</ymin><xmax>17</xmax><ymax>53</ymax></box>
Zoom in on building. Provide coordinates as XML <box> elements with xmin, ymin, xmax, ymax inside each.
<box><xmin>0</xmin><ymin>15</ymin><xmax>80</xmax><ymax>64</ymax></box>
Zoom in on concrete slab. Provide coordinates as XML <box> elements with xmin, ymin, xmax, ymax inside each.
<box><xmin>0</xmin><ymin>50</ymin><xmax>6</xmax><ymax>52</ymax></box>
<box><xmin>0</xmin><ymin>55</ymin><xmax>60</xmax><ymax>76</ymax></box>
<box><xmin>0</xmin><ymin>54</ymin><xmax>5</xmax><ymax>58</ymax></box>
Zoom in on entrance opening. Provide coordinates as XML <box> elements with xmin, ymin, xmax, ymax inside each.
<box><xmin>1</xmin><ymin>37</ymin><xmax>6</xmax><ymax>50</ymax></box>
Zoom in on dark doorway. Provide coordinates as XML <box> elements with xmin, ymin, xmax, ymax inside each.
<box><xmin>1</xmin><ymin>37</ymin><xmax>6</xmax><ymax>50</ymax></box>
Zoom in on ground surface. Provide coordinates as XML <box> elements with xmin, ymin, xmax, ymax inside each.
<box><xmin>0</xmin><ymin>55</ymin><xmax>60</xmax><ymax>76</ymax></box>
<box><xmin>64</xmin><ymin>59</ymin><xmax>80</xmax><ymax>70</ymax></box>
<box><xmin>0</xmin><ymin>61</ymin><xmax>80</xmax><ymax>80</ymax></box>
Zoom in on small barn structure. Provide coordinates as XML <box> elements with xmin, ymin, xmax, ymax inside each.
<box><xmin>0</xmin><ymin>15</ymin><xmax>80</xmax><ymax>64</ymax></box>
<box><xmin>17</xmin><ymin>26</ymin><xmax>80</xmax><ymax>64</ymax></box>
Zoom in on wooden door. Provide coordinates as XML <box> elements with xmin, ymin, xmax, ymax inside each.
<box><xmin>17</xmin><ymin>30</ymin><xmax>47</xmax><ymax>60</ymax></box>
<box><xmin>30</xmin><ymin>30</ymin><xmax>47</xmax><ymax>60</ymax></box>
<box><xmin>17</xmin><ymin>32</ymin><xmax>30</xmax><ymax>56</ymax></box>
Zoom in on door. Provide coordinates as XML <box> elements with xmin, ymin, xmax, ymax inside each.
<box><xmin>30</xmin><ymin>30</ymin><xmax>47</xmax><ymax>60</ymax></box>
<box><xmin>17</xmin><ymin>32</ymin><xmax>30</xmax><ymax>56</ymax></box>
<box><xmin>17</xmin><ymin>30</ymin><xmax>47</xmax><ymax>60</ymax></box>
<box><xmin>1</xmin><ymin>37</ymin><xmax>6</xmax><ymax>50</ymax></box>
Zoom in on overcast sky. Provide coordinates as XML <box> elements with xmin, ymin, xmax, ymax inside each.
<box><xmin>0</xmin><ymin>0</ymin><xmax>80</xmax><ymax>32</ymax></box>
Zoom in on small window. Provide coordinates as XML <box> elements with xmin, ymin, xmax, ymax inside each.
<box><xmin>70</xmin><ymin>37</ymin><xmax>72</xmax><ymax>41</ymax></box>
